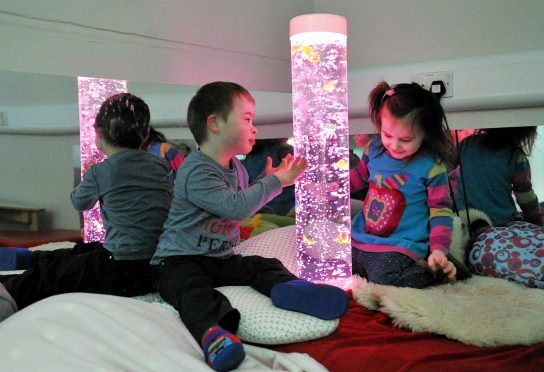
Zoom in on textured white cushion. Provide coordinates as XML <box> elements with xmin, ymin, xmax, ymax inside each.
<box><xmin>216</xmin><ymin>285</ymin><xmax>339</xmax><ymax>344</ymax></box>
<box><xmin>233</xmin><ymin>225</ymin><xmax>298</xmax><ymax>273</ymax></box>
<box><xmin>136</xmin><ymin>225</ymin><xmax>340</xmax><ymax>345</ymax></box>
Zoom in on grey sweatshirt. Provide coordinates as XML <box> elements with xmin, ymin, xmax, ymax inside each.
<box><xmin>151</xmin><ymin>149</ymin><xmax>282</xmax><ymax>263</ymax></box>
<box><xmin>71</xmin><ymin>149</ymin><xmax>173</xmax><ymax>260</ymax></box>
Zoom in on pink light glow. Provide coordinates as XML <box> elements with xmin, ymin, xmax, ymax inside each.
<box><xmin>77</xmin><ymin>77</ymin><xmax>127</xmax><ymax>243</ymax></box>
<box><xmin>290</xmin><ymin>14</ymin><xmax>351</xmax><ymax>289</ymax></box>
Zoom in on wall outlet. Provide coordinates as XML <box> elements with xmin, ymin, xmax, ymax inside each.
<box><xmin>411</xmin><ymin>71</ymin><xmax>453</xmax><ymax>98</ymax></box>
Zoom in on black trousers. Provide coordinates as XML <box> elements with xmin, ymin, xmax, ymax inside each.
<box><xmin>30</xmin><ymin>241</ymin><xmax>99</xmax><ymax>263</ymax></box>
<box><xmin>4</xmin><ymin>242</ymin><xmax>154</xmax><ymax>310</ymax></box>
<box><xmin>155</xmin><ymin>254</ymin><xmax>297</xmax><ymax>342</ymax></box>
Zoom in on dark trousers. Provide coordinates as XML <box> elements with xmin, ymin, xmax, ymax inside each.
<box><xmin>352</xmin><ymin>247</ymin><xmax>440</xmax><ymax>289</ymax></box>
<box><xmin>155</xmin><ymin>254</ymin><xmax>297</xmax><ymax>342</ymax></box>
<box><xmin>30</xmin><ymin>241</ymin><xmax>99</xmax><ymax>264</ymax></box>
<box><xmin>4</xmin><ymin>242</ymin><xmax>154</xmax><ymax>310</ymax></box>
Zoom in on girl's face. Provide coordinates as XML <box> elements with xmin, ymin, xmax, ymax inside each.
<box><xmin>379</xmin><ymin>106</ymin><xmax>424</xmax><ymax>160</ymax></box>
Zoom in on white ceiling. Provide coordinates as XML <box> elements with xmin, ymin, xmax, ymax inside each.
<box><xmin>316</xmin><ymin>0</ymin><xmax>544</xmax><ymax>69</ymax></box>
<box><xmin>3</xmin><ymin>0</ymin><xmax>543</xmax><ymax>70</ymax></box>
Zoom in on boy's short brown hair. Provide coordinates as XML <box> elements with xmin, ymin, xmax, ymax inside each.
<box><xmin>187</xmin><ymin>82</ymin><xmax>255</xmax><ymax>145</ymax></box>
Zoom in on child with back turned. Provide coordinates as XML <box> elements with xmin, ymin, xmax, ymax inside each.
<box><xmin>350</xmin><ymin>81</ymin><xmax>457</xmax><ymax>289</ymax></box>
<box><xmin>0</xmin><ymin>93</ymin><xmax>173</xmax><ymax>321</ymax></box>
<box><xmin>452</xmin><ymin>126</ymin><xmax>542</xmax><ymax>226</ymax></box>
<box><xmin>151</xmin><ymin>81</ymin><xmax>349</xmax><ymax>372</ymax></box>
<box><xmin>242</xmin><ymin>138</ymin><xmax>296</xmax><ymax>215</ymax></box>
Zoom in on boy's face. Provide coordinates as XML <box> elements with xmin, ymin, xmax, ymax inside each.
<box><xmin>221</xmin><ymin>95</ymin><xmax>257</xmax><ymax>155</ymax></box>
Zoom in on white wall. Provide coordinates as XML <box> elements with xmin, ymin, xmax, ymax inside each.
<box><xmin>0</xmin><ymin>134</ymin><xmax>80</xmax><ymax>229</ymax></box>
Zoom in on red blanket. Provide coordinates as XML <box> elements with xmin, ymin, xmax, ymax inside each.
<box><xmin>271</xmin><ymin>292</ymin><xmax>544</xmax><ymax>371</ymax></box>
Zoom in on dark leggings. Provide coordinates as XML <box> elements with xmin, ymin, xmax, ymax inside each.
<box><xmin>352</xmin><ymin>247</ymin><xmax>440</xmax><ymax>289</ymax></box>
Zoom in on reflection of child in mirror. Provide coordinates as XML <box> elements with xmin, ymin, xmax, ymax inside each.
<box><xmin>242</xmin><ymin>138</ymin><xmax>295</xmax><ymax>215</ymax></box>
<box><xmin>141</xmin><ymin>126</ymin><xmax>185</xmax><ymax>184</ymax></box>
<box><xmin>354</xmin><ymin>133</ymin><xmax>372</xmax><ymax>148</ymax></box>
<box><xmin>451</xmin><ymin>126</ymin><xmax>542</xmax><ymax>226</ymax></box>
<box><xmin>0</xmin><ymin>93</ymin><xmax>173</xmax><ymax>323</ymax></box>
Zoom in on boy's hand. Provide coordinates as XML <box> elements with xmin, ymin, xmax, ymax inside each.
<box><xmin>268</xmin><ymin>154</ymin><xmax>308</xmax><ymax>187</ymax></box>
<box><xmin>427</xmin><ymin>250</ymin><xmax>457</xmax><ymax>280</ymax></box>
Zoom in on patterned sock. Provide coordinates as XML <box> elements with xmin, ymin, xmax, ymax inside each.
<box><xmin>271</xmin><ymin>280</ymin><xmax>349</xmax><ymax>320</ymax></box>
<box><xmin>0</xmin><ymin>282</ymin><xmax>17</xmax><ymax>322</ymax></box>
<box><xmin>201</xmin><ymin>326</ymin><xmax>245</xmax><ymax>371</ymax></box>
<box><xmin>0</xmin><ymin>248</ymin><xmax>32</xmax><ymax>270</ymax></box>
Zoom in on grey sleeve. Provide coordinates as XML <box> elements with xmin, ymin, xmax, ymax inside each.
<box><xmin>185</xmin><ymin>166</ymin><xmax>282</xmax><ymax>221</ymax></box>
<box><xmin>70</xmin><ymin>167</ymin><xmax>100</xmax><ymax>211</ymax></box>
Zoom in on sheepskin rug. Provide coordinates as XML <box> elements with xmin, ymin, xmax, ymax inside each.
<box><xmin>352</xmin><ymin>274</ymin><xmax>544</xmax><ymax>347</ymax></box>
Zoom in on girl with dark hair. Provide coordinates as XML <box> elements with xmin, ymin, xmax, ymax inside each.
<box><xmin>350</xmin><ymin>81</ymin><xmax>457</xmax><ymax>288</ymax></box>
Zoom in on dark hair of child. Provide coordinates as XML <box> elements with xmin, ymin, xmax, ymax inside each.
<box><xmin>186</xmin><ymin>81</ymin><xmax>255</xmax><ymax>145</ymax></box>
<box><xmin>94</xmin><ymin>92</ymin><xmax>151</xmax><ymax>149</ymax></box>
<box><xmin>140</xmin><ymin>126</ymin><xmax>168</xmax><ymax>150</ymax></box>
<box><xmin>473</xmin><ymin>126</ymin><xmax>538</xmax><ymax>158</ymax></box>
<box><xmin>368</xmin><ymin>81</ymin><xmax>454</xmax><ymax>164</ymax></box>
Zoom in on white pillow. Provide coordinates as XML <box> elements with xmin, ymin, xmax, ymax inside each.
<box><xmin>136</xmin><ymin>225</ymin><xmax>340</xmax><ymax>345</ymax></box>
<box><xmin>233</xmin><ymin>225</ymin><xmax>298</xmax><ymax>273</ymax></box>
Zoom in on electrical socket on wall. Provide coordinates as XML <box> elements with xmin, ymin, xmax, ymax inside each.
<box><xmin>411</xmin><ymin>71</ymin><xmax>453</xmax><ymax>98</ymax></box>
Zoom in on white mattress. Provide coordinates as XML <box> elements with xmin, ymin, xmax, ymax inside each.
<box><xmin>0</xmin><ymin>292</ymin><xmax>326</xmax><ymax>371</ymax></box>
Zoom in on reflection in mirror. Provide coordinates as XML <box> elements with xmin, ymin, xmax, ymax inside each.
<box><xmin>0</xmin><ymin>70</ymin><xmax>542</xmax><ymax>232</ymax></box>
<box><xmin>0</xmin><ymin>70</ymin><xmax>77</xmax><ymax>130</ymax></box>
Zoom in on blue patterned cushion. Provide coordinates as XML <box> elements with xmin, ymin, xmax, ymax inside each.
<box><xmin>469</xmin><ymin>221</ymin><xmax>544</xmax><ymax>288</ymax></box>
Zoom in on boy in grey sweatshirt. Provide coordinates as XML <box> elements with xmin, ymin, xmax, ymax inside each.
<box><xmin>151</xmin><ymin>82</ymin><xmax>348</xmax><ymax>372</ymax></box>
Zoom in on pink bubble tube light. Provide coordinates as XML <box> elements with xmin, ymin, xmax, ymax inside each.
<box><xmin>290</xmin><ymin>14</ymin><xmax>351</xmax><ymax>289</ymax></box>
<box><xmin>77</xmin><ymin>77</ymin><xmax>127</xmax><ymax>243</ymax></box>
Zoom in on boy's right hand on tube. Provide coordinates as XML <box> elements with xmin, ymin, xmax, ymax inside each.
<box><xmin>267</xmin><ymin>154</ymin><xmax>308</xmax><ymax>187</ymax></box>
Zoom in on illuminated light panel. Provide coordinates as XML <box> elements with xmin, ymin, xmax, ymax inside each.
<box><xmin>290</xmin><ymin>14</ymin><xmax>351</xmax><ymax>289</ymax></box>
<box><xmin>77</xmin><ymin>77</ymin><xmax>127</xmax><ymax>243</ymax></box>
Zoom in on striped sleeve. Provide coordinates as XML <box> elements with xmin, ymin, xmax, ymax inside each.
<box><xmin>350</xmin><ymin>146</ymin><xmax>370</xmax><ymax>193</ymax></box>
<box><xmin>163</xmin><ymin>144</ymin><xmax>184</xmax><ymax>172</ymax></box>
<box><xmin>161</xmin><ymin>143</ymin><xmax>185</xmax><ymax>183</ymax></box>
<box><xmin>512</xmin><ymin>152</ymin><xmax>542</xmax><ymax>225</ymax></box>
<box><xmin>426</xmin><ymin>162</ymin><xmax>454</xmax><ymax>254</ymax></box>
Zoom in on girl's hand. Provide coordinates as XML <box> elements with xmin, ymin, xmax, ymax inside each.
<box><xmin>268</xmin><ymin>154</ymin><xmax>308</xmax><ymax>187</ymax></box>
<box><xmin>427</xmin><ymin>250</ymin><xmax>457</xmax><ymax>280</ymax></box>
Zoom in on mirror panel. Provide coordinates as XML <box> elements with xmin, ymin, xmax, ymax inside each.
<box><xmin>0</xmin><ymin>70</ymin><xmax>542</xmax><ymax>231</ymax></box>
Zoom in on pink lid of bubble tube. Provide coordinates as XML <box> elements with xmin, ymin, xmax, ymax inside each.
<box><xmin>290</xmin><ymin>14</ymin><xmax>347</xmax><ymax>36</ymax></box>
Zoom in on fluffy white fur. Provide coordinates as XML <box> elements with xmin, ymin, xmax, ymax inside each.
<box><xmin>352</xmin><ymin>275</ymin><xmax>544</xmax><ymax>347</ymax></box>
<box><xmin>449</xmin><ymin>208</ymin><xmax>493</xmax><ymax>263</ymax></box>
<box><xmin>352</xmin><ymin>209</ymin><xmax>544</xmax><ymax>347</ymax></box>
